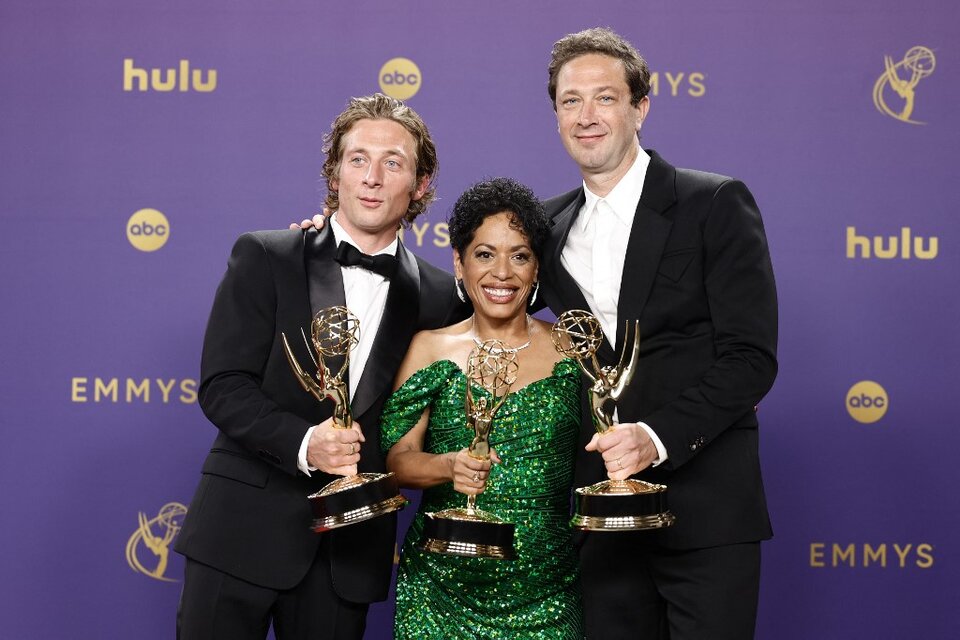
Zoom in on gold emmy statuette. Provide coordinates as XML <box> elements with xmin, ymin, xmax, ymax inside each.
<box><xmin>282</xmin><ymin>306</ymin><xmax>407</xmax><ymax>532</ymax></box>
<box><xmin>418</xmin><ymin>339</ymin><xmax>519</xmax><ymax>560</ymax></box>
<box><xmin>552</xmin><ymin>310</ymin><xmax>675</xmax><ymax>531</ymax></box>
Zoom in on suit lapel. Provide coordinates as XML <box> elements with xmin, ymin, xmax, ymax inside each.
<box><xmin>614</xmin><ymin>151</ymin><xmax>678</xmax><ymax>354</ymax></box>
<box><xmin>545</xmin><ymin>190</ymin><xmax>602</xmax><ymax>315</ymax></box>
<box><xmin>305</xmin><ymin>225</ymin><xmax>347</xmax><ymax>312</ymax></box>
<box><xmin>545</xmin><ymin>188</ymin><xmax>620</xmax><ymax>363</ymax></box>
<box><xmin>546</xmin><ymin>190</ymin><xmax>584</xmax><ymax>275</ymax></box>
<box><xmin>303</xmin><ymin>226</ymin><xmax>349</xmax><ymax>386</ymax></box>
<box><xmin>350</xmin><ymin>241</ymin><xmax>420</xmax><ymax>419</ymax></box>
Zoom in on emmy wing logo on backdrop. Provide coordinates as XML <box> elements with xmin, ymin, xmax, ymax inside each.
<box><xmin>125</xmin><ymin>502</ymin><xmax>188</xmax><ymax>582</ymax></box>
<box><xmin>378</xmin><ymin>57</ymin><xmax>421</xmax><ymax>100</ymax></box>
<box><xmin>873</xmin><ymin>46</ymin><xmax>936</xmax><ymax>124</ymax></box>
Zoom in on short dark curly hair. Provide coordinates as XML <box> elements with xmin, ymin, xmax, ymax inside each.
<box><xmin>547</xmin><ymin>27</ymin><xmax>650</xmax><ymax>110</ymax></box>
<box><xmin>448</xmin><ymin>177</ymin><xmax>549</xmax><ymax>260</ymax></box>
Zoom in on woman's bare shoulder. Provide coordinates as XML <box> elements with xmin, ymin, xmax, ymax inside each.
<box><xmin>395</xmin><ymin>319</ymin><xmax>473</xmax><ymax>388</ymax></box>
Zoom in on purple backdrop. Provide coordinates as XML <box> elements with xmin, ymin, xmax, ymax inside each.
<box><xmin>2</xmin><ymin>0</ymin><xmax>957</xmax><ymax>637</ymax></box>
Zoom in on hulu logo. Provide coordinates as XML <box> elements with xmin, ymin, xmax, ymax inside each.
<box><xmin>123</xmin><ymin>58</ymin><xmax>217</xmax><ymax>93</ymax></box>
<box><xmin>846</xmin><ymin>227</ymin><xmax>938</xmax><ymax>260</ymax></box>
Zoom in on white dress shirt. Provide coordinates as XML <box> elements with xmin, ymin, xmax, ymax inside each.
<box><xmin>298</xmin><ymin>213</ymin><xmax>396</xmax><ymax>475</ymax></box>
<box><xmin>560</xmin><ymin>148</ymin><xmax>668</xmax><ymax>466</ymax></box>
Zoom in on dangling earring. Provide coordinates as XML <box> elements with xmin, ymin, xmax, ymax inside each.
<box><xmin>529</xmin><ymin>281</ymin><xmax>539</xmax><ymax>306</ymax></box>
<box><xmin>456</xmin><ymin>278</ymin><xmax>466</xmax><ymax>303</ymax></box>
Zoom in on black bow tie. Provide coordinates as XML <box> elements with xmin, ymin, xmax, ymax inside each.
<box><xmin>335</xmin><ymin>242</ymin><xmax>398</xmax><ymax>279</ymax></box>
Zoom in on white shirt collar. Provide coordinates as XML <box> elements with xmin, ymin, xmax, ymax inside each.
<box><xmin>330</xmin><ymin>212</ymin><xmax>399</xmax><ymax>257</ymax></box>
<box><xmin>579</xmin><ymin>148</ymin><xmax>650</xmax><ymax>231</ymax></box>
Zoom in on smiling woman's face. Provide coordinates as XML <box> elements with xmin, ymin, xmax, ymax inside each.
<box><xmin>454</xmin><ymin>211</ymin><xmax>538</xmax><ymax>322</ymax></box>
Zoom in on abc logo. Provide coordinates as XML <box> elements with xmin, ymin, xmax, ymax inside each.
<box><xmin>845</xmin><ymin>381</ymin><xmax>888</xmax><ymax>424</ymax></box>
<box><xmin>127</xmin><ymin>208</ymin><xmax>170</xmax><ymax>252</ymax></box>
<box><xmin>378</xmin><ymin>57</ymin><xmax>421</xmax><ymax>100</ymax></box>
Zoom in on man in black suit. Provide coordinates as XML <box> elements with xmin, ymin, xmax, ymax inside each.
<box><xmin>538</xmin><ymin>28</ymin><xmax>778</xmax><ymax>639</ymax></box>
<box><xmin>175</xmin><ymin>94</ymin><xmax>465</xmax><ymax>640</ymax></box>
<box><xmin>293</xmin><ymin>30</ymin><xmax>776</xmax><ymax>637</ymax></box>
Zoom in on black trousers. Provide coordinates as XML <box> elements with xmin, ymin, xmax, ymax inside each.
<box><xmin>177</xmin><ymin>536</ymin><xmax>368</xmax><ymax>640</ymax></box>
<box><xmin>579</xmin><ymin>533</ymin><xmax>761</xmax><ymax>640</ymax></box>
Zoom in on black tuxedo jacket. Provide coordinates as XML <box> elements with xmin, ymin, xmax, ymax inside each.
<box><xmin>175</xmin><ymin>226</ymin><xmax>464</xmax><ymax>602</ymax></box>
<box><xmin>540</xmin><ymin>150</ymin><xmax>778</xmax><ymax>549</ymax></box>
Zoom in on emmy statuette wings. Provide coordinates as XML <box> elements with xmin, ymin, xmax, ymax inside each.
<box><xmin>551</xmin><ymin>310</ymin><xmax>676</xmax><ymax>531</ymax></box>
<box><xmin>418</xmin><ymin>339</ymin><xmax>519</xmax><ymax>560</ymax></box>
<box><xmin>282</xmin><ymin>306</ymin><xmax>408</xmax><ymax>532</ymax></box>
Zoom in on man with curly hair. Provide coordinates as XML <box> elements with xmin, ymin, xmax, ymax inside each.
<box><xmin>540</xmin><ymin>27</ymin><xmax>778</xmax><ymax>640</ymax></box>
<box><xmin>175</xmin><ymin>94</ymin><xmax>467</xmax><ymax>640</ymax></box>
<box><xmin>289</xmin><ymin>28</ymin><xmax>777</xmax><ymax>638</ymax></box>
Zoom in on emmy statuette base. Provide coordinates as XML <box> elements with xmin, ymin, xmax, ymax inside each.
<box><xmin>309</xmin><ymin>472</ymin><xmax>408</xmax><ymax>532</ymax></box>
<box><xmin>418</xmin><ymin>508</ymin><xmax>516</xmax><ymax>560</ymax></box>
<box><xmin>571</xmin><ymin>479</ymin><xmax>676</xmax><ymax>532</ymax></box>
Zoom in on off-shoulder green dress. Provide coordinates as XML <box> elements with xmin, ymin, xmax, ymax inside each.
<box><xmin>381</xmin><ymin>358</ymin><xmax>583</xmax><ymax>639</ymax></box>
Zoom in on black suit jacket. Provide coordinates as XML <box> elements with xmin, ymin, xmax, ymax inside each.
<box><xmin>540</xmin><ymin>150</ymin><xmax>777</xmax><ymax>549</ymax></box>
<box><xmin>175</xmin><ymin>226</ymin><xmax>465</xmax><ymax>602</ymax></box>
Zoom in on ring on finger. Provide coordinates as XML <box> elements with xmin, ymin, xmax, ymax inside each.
<box><xmin>616</xmin><ymin>457</ymin><xmax>624</xmax><ymax>470</ymax></box>
<box><xmin>349</xmin><ymin>443</ymin><xmax>356</xmax><ymax>455</ymax></box>
<box><xmin>473</xmin><ymin>471</ymin><xmax>480</xmax><ymax>482</ymax></box>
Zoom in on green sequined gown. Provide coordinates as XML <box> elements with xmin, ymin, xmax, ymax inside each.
<box><xmin>381</xmin><ymin>358</ymin><xmax>583</xmax><ymax>639</ymax></box>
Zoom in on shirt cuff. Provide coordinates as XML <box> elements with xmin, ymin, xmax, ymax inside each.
<box><xmin>298</xmin><ymin>425</ymin><xmax>318</xmax><ymax>476</ymax></box>
<box><xmin>636</xmin><ymin>421</ymin><xmax>668</xmax><ymax>466</ymax></box>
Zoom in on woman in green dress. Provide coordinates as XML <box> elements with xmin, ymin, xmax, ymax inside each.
<box><xmin>380</xmin><ymin>178</ymin><xmax>583</xmax><ymax>639</ymax></box>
